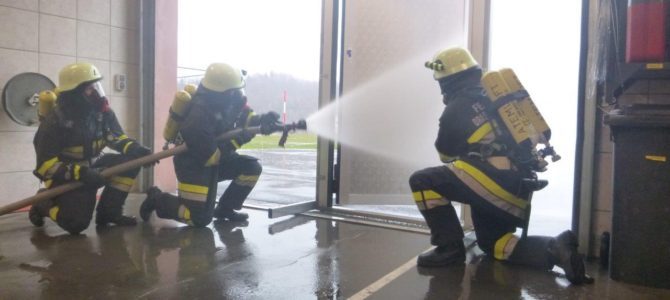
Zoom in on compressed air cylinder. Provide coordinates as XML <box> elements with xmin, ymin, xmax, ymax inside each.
<box><xmin>183</xmin><ymin>83</ymin><xmax>197</xmax><ymax>95</ymax></box>
<box><xmin>163</xmin><ymin>89</ymin><xmax>193</xmax><ymax>143</ymax></box>
<box><xmin>499</xmin><ymin>68</ymin><xmax>551</xmax><ymax>144</ymax></box>
<box><xmin>481</xmin><ymin>71</ymin><xmax>537</xmax><ymax>148</ymax></box>
<box><xmin>38</xmin><ymin>90</ymin><xmax>57</xmax><ymax>121</ymax></box>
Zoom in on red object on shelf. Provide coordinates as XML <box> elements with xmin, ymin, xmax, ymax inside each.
<box><xmin>626</xmin><ymin>0</ymin><xmax>668</xmax><ymax>63</ymax></box>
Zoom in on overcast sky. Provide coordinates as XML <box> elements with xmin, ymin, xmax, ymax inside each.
<box><xmin>178</xmin><ymin>0</ymin><xmax>322</xmax><ymax>80</ymax></box>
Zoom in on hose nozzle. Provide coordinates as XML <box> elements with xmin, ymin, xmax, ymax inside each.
<box><xmin>278</xmin><ymin>119</ymin><xmax>307</xmax><ymax>147</ymax></box>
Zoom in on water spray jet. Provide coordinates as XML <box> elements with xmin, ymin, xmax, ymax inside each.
<box><xmin>303</xmin><ymin>50</ymin><xmax>452</xmax><ymax>168</ymax></box>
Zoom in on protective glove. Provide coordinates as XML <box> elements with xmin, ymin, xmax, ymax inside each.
<box><xmin>79</xmin><ymin>166</ymin><xmax>107</xmax><ymax>189</ymax></box>
<box><xmin>259</xmin><ymin>111</ymin><xmax>281</xmax><ymax>135</ymax></box>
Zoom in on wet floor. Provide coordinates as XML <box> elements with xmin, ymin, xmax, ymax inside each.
<box><xmin>228</xmin><ymin>149</ymin><xmax>317</xmax><ymax>207</ymax></box>
<box><xmin>1</xmin><ymin>195</ymin><xmax>669</xmax><ymax>299</ymax></box>
<box><xmin>234</xmin><ymin>149</ymin><xmax>570</xmax><ymax>237</ymax></box>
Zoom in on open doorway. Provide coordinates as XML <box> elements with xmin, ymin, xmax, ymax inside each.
<box><xmin>488</xmin><ymin>0</ymin><xmax>581</xmax><ymax>235</ymax></box>
<box><xmin>328</xmin><ymin>0</ymin><xmax>472</xmax><ymax>222</ymax></box>
<box><xmin>177</xmin><ymin>0</ymin><xmax>322</xmax><ymax>209</ymax></box>
<box><xmin>326</xmin><ymin>0</ymin><xmax>581</xmax><ymax>234</ymax></box>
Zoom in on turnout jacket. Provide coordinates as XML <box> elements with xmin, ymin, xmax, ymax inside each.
<box><xmin>435</xmin><ymin>76</ymin><xmax>531</xmax><ymax>220</ymax></box>
<box><xmin>178</xmin><ymin>94</ymin><xmax>261</xmax><ymax>167</ymax></box>
<box><xmin>435</xmin><ymin>84</ymin><xmax>493</xmax><ymax>163</ymax></box>
<box><xmin>33</xmin><ymin>106</ymin><xmax>137</xmax><ymax>187</ymax></box>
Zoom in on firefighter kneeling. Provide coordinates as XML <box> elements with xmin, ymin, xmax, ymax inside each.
<box><xmin>409</xmin><ymin>47</ymin><xmax>592</xmax><ymax>284</ymax></box>
<box><xmin>140</xmin><ymin>63</ymin><xmax>280</xmax><ymax>227</ymax></box>
<box><xmin>29</xmin><ymin>63</ymin><xmax>153</xmax><ymax>234</ymax></box>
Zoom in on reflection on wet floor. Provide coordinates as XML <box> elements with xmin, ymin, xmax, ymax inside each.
<box><xmin>19</xmin><ymin>228</ymin><xmax>145</xmax><ymax>298</ymax></box>
<box><xmin>1</xmin><ymin>195</ymin><xmax>670</xmax><ymax>299</ymax></box>
<box><xmin>225</xmin><ymin>149</ymin><xmax>317</xmax><ymax>207</ymax></box>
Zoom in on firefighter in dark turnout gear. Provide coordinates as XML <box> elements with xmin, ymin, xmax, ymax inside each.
<box><xmin>409</xmin><ymin>47</ymin><xmax>592</xmax><ymax>284</ymax></box>
<box><xmin>140</xmin><ymin>63</ymin><xmax>280</xmax><ymax>227</ymax></box>
<box><xmin>29</xmin><ymin>62</ymin><xmax>152</xmax><ymax>234</ymax></box>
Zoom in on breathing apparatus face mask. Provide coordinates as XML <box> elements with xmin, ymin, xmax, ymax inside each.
<box><xmin>82</xmin><ymin>81</ymin><xmax>109</xmax><ymax>111</ymax></box>
<box><xmin>231</xmin><ymin>89</ymin><xmax>247</xmax><ymax>109</ymax></box>
<box><xmin>223</xmin><ymin>88</ymin><xmax>247</xmax><ymax>121</ymax></box>
<box><xmin>205</xmin><ymin>88</ymin><xmax>247</xmax><ymax>125</ymax></box>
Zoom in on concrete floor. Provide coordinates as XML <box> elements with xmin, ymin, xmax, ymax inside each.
<box><xmin>239</xmin><ymin>149</ymin><xmax>571</xmax><ymax>238</ymax></box>
<box><xmin>237</xmin><ymin>149</ymin><xmax>316</xmax><ymax>207</ymax></box>
<box><xmin>1</xmin><ymin>195</ymin><xmax>669</xmax><ymax>299</ymax></box>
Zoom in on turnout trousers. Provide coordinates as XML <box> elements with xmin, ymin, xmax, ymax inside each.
<box><xmin>153</xmin><ymin>152</ymin><xmax>262</xmax><ymax>227</ymax></box>
<box><xmin>33</xmin><ymin>153</ymin><xmax>141</xmax><ymax>234</ymax></box>
<box><xmin>409</xmin><ymin>159</ymin><xmax>554</xmax><ymax>269</ymax></box>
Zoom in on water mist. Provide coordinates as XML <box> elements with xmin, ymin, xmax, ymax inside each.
<box><xmin>306</xmin><ymin>51</ymin><xmax>448</xmax><ymax>169</ymax></box>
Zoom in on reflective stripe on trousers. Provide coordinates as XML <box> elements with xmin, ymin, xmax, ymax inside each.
<box><xmin>447</xmin><ymin>160</ymin><xmax>527</xmax><ymax>219</ymax></box>
<box><xmin>412</xmin><ymin>189</ymin><xmax>450</xmax><ymax>211</ymax></box>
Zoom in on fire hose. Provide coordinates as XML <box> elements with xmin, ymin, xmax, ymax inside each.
<box><xmin>0</xmin><ymin>120</ymin><xmax>306</xmax><ymax>216</ymax></box>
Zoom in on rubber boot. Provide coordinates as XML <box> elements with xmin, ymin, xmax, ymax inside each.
<box><xmin>418</xmin><ymin>240</ymin><xmax>466</xmax><ymax>267</ymax></box>
<box><xmin>213</xmin><ymin>190</ymin><xmax>250</xmax><ymax>222</ymax></box>
<box><xmin>153</xmin><ymin>192</ymin><xmax>181</xmax><ymax>220</ymax></box>
<box><xmin>548</xmin><ymin>230</ymin><xmax>594</xmax><ymax>284</ymax></box>
<box><xmin>29</xmin><ymin>198</ymin><xmax>53</xmax><ymax>227</ymax></box>
<box><xmin>140</xmin><ymin>186</ymin><xmax>163</xmax><ymax>222</ymax></box>
<box><xmin>96</xmin><ymin>188</ymin><xmax>137</xmax><ymax>226</ymax></box>
<box><xmin>507</xmin><ymin>236</ymin><xmax>555</xmax><ymax>270</ymax></box>
<box><xmin>213</xmin><ymin>189</ymin><xmax>249</xmax><ymax>222</ymax></box>
<box><xmin>420</xmin><ymin>205</ymin><xmax>464</xmax><ymax>242</ymax></box>
<box><xmin>416</xmin><ymin>205</ymin><xmax>465</xmax><ymax>267</ymax></box>
<box><xmin>213</xmin><ymin>159</ymin><xmax>260</xmax><ymax>222</ymax></box>
<box><xmin>214</xmin><ymin>207</ymin><xmax>249</xmax><ymax>222</ymax></box>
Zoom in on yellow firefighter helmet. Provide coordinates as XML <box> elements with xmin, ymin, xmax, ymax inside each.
<box><xmin>201</xmin><ymin>63</ymin><xmax>246</xmax><ymax>93</ymax></box>
<box><xmin>425</xmin><ymin>47</ymin><xmax>478</xmax><ymax>80</ymax></box>
<box><xmin>58</xmin><ymin>62</ymin><xmax>103</xmax><ymax>92</ymax></box>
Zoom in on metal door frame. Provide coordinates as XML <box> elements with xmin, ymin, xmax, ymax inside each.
<box><xmin>309</xmin><ymin>0</ymin><xmax>490</xmax><ymax>230</ymax></box>
<box><xmin>265</xmin><ymin>0</ymin><xmax>340</xmax><ymax>219</ymax></box>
